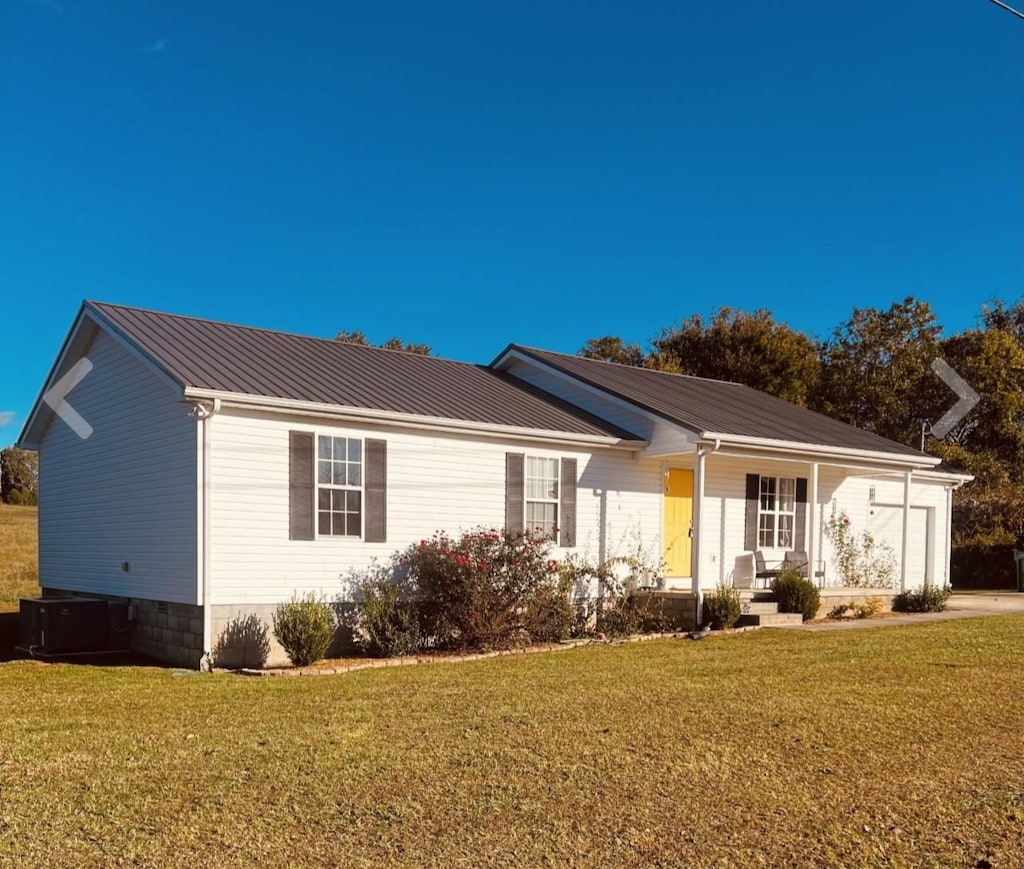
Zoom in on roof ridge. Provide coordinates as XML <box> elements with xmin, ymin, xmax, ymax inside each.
<box><xmin>511</xmin><ymin>344</ymin><xmax>747</xmax><ymax>388</ymax></box>
<box><xmin>87</xmin><ymin>300</ymin><xmax>468</xmax><ymax>366</ymax></box>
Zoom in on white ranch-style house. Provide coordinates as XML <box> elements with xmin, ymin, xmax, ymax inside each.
<box><xmin>19</xmin><ymin>302</ymin><xmax>970</xmax><ymax>666</ymax></box>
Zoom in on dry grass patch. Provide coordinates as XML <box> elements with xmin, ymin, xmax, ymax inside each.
<box><xmin>0</xmin><ymin>505</ymin><xmax>38</xmax><ymax>611</ymax></box>
<box><xmin>1</xmin><ymin>615</ymin><xmax>1022</xmax><ymax>868</ymax></box>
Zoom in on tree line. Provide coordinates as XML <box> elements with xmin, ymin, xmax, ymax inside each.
<box><xmin>580</xmin><ymin>297</ymin><xmax>1024</xmax><ymax>548</ymax></box>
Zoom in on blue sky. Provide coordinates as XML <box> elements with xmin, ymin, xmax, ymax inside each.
<box><xmin>2</xmin><ymin>0</ymin><xmax>1021</xmax><ymax>439</ymax></box>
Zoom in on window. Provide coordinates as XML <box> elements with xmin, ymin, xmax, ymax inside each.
<box><xmin>525</xmin><ymin>456</ymin><xmax>559</xmax><ymax>538</ymax></box>
<box><xmin>317</xmin><ymin>435</ymin><xmax>362</xmax><ymax>537</ymax></box>
<box><xmin>758</xmin><ymin>476</ymin><xmax>795</xmax><ymax>548</ymax></box>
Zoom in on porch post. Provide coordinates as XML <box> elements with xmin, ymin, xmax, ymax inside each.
<box><xmin>693</xmin><ymin>448</ymin><xmax>705</xmax><ymax>623</ymax></box>
<box><xmin>807</xmin><ymin>463</ymin><xmax>819</xmax><ymax>587</ymax></box>
<box><xmin>901</xmin><ymin>470</ymin><xmax>912</xmax><ymax>591</ymax></box>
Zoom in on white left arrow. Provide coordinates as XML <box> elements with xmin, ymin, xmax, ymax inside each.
<box><xmin>43</xmin><ymin>358</ymin><xmax>94</xmax><ymax>439</ymax></box>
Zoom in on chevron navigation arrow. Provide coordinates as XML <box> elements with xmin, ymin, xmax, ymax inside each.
<box><xmin>43</xmin><ymin>358</ymin><xmax>94</xmax><ymax>440</ymax></box>
<box><xmin>929</xmin><ymin>358</ymin><xmax>979</xmax><ymax>440</ymax></box>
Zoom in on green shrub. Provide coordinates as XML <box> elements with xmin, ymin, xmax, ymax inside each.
<box><xmin>892</xmin><ymin>584</ymin><xmax>951</xmax><ymax>613</ymax></box>
<box><xmin>596</xmin><ymin>594</ymin><xmax>668</xmax><ymax>638</ymax></box>
<box><xmin>771</xmin><ymin>567</ymin><xmax>821</xmax><ymax>622</ymax></box>
<box><xmin>357</xmin><ymin>576</ymin><xmax>422</xmax><ymax>658</ymax></box>
<box><xmin>271</xmin><ymin>593</ymin><xmax>336</xmax><ymax>666</ymax></box>
<box><xmin>702</xmin><ymin>583</ymin><xmax>741</xmax><ymax>630</ymax></box>
<box><xmin>522</xmin><ymin>573</ymin><xmax>576</xmax><ymax>643</ymax></box>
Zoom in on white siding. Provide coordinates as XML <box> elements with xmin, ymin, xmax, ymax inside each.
<box><xmin>38</xmin><ymin>329</ymin><xmax>198</xmax><ymax>603</ymax></box>
<box><xmin>207</xmin><ymin>409</ymin><xmax>664</xmax><ymax>605</ymax></box>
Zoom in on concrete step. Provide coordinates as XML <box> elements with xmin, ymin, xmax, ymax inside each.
<box><xmin>737</xmin><ymin>611</ymin><xmax>805</xmax><ymax>628</ymax></box>
<box><xmin>741</xmin><ymin>602</ymin><xmax>780</xmax><ymax>615</ymax></box>
<box><xmin>739</xmin><ymin>590</ymin><xmax>776</xmax><ymax>603</ymax></box>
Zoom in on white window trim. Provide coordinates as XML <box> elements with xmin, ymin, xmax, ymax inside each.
<box><xmin>758</xmin><ymin>475</ymin><xmax>796</xmax><ymax>550</ymax></box>
<box><xmin>315</xmin><ymin>433</ymin><xmax>365</xmax><ymax>540</ymax></box>
<box><xmin>525</xmin><ymin>455</ymin><xmax>560</xmax><ymax>538</ymax></box>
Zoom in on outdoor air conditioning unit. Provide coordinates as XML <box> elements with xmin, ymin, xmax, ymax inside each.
<box><xmin>19</xmin><ymin>598</ymin><xmax>132</xmax><ymax>655</ymax></box>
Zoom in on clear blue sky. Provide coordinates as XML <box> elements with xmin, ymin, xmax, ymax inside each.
<box><xmin>3</xmin><ymin>0</ymin><xmax>1021</xmax><ymax>438</ymax></box>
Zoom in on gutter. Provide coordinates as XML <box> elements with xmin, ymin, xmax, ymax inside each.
<box><xmin>182</xmin><ymin>388</ymin><xmax>645</xmax><ymax>451</ymax></box>
<box><xmin>699</xmin><ymin>432</ymin><xmax>941</xmax><ymax>471</ymax></box>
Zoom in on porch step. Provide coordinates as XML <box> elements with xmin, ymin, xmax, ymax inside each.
<box><xmin>739</xmin><ymin>590</ymin><xmax>776</xmax><ymax>603</ymax></box>
<box><xmin>737</xmin><ymin>611</ymin><xmax>805</xmax><ymax>628</ymax></box>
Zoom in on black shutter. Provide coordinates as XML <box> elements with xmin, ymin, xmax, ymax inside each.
<box><xmin>744</xmin><ymin>474</ymin><xmax>759</xmax><ymax>551</ymax></box>
<box><xmin>289</xmin><ymin>431</ymin><xmax>315</xmax><ymax>541</ymax></box>
<box><xmin>794</xmin><ymin>477</ymin><xmax>808</xmax><ymax>550</ymax></box>
<box><xmin>559</xmin><ymin>458</ymin><xmax>577</xmax><ymax>547</ymax></box>
<box><xmin>364</xmin><ymin>439</ymin><xmax>387</xmax><ymax>543</ymax></box>
<box><xmin>505</xmin><ymin>453</ymin><xmax>524</xmax><ymax>533</ymax></box>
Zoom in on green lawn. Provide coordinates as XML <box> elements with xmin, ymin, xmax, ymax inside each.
<box><xmin>1</xmin><ymin>616</ymin><xmax>1022</xmax><ymax>867</ymax></box>
<box><xmin>0</xmin><ymin>504</ymin><xmax>39</xmax><ymax>610</ymax></box>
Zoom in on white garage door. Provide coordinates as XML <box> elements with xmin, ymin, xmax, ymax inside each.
<box><xmin>869</xmin><ymin>507</ymin><xmax>931</xmax><ymax>586</ymax></box>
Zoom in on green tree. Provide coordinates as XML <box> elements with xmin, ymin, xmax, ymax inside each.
<box><xmin>931</xmin><ymin>317</ymin><xmax>1024</xmax><ymax>545</ymax></box>
<box><xmin>1</xmin><ymin>446</ymin><xmax>39</xmax><ymax>505</ymax></box>
<box><xmin>335</xmin><ymin>330</ymin><xmax>432</xmax><ymax>355</ymax></box>
<box><xmin>649</xmin><ymin>307</ymin><xmax>820</xmax><ymax>406</ymax></box>
<box><xmin>816</xmin><ymin>297</ymin><xmax>944</xmax><ymax>446</ymax></box>
<box><xmin>578</xmin><ymin>336</ymin><xmax>645</xmax><ymax>367</ymax></box>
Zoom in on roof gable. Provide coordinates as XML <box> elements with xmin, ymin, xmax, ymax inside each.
<box><xmin>496</xmin><ymin>345</ymin><xmax>929</xmax><ymax>460</ymax></box>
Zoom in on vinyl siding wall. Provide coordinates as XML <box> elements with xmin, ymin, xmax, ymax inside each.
<box><xmin>206</xmin><ymin>409</ymin><xmax>664</xmax><ymax>606</ymax></box>
<box><xmin>38</xmin><ymin>329</ymin><xmax>198</xmax><ymax>603</ymax></box>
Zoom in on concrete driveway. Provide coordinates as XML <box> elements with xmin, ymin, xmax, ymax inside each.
<box><xmin>782</xmin><ymin>591</ymin><xmax>1024</xmax><ymax>631</ymax></box>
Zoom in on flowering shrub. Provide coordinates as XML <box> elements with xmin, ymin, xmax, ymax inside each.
<box><xmin>557</xmin><ymin>550</ymin><xmax>667</xmax><ymax>637</ymax></box>
<box><xmin>405</xmin><ymin>528</ymin><xmax>568</xmax><ymax>650</ymax></box>
<box><xmin>825</xmin><ymin>510</ymin><xmax>897</xmax><ymax>588</ymax></box>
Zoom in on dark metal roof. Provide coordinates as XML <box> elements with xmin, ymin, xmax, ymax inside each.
<box><xmin>87</xmin><ymin>302</ymin><xmax>642</xmax><ymax>441</ymax></box>
<box><xmin>502</xmin><ymin>346</ymin><xmax>927</xmax><ymax>458</ymax></box>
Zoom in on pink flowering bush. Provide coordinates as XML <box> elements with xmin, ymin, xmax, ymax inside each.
<box><xmin>404</xmin><ymin>528</ymin><xmax>572</xmax><ymax>650</ymax></box>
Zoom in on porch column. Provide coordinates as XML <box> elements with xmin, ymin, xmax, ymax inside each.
<box><xmin>901</xmin><ymin>470</ymin><xmax>912</xmax><ymax>591</ymax></box>
<box><xmin>692</xmin><ymin>448</ymin><xmax>706</xmax><ymax>621</ymax></box>
<box><xmin>807</xmin><ymin>463</ymin><xmax>819</xmax><ymax>587</ymax></box>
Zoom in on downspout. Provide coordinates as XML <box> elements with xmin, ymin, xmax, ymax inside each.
<box><xmin>692</xmin><ymin>438</ymin><xmax>721</xmax><ymax>625</ymax></box>
<box><xmin>195</xmin><ymin>398</ymin><xmax>221</xmax><ymax>670</ymax></box>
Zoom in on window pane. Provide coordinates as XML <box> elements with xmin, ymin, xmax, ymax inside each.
<box><xmin>318</xmin><ymin>513</ymin><xmax>331</xmax><ymax>535</ymax></box>
<box><xmin>333</xmin><ymin>462</ymin><xmax>347</xmax><ymax>486</ymax></box>
<box><xmin>778</xmin><ymin>478</ymin><xmax>795</xmax><ymax>512</ymax></box>
<box><xmin>778</xmin><ymin>516</ymin><xmax>793</xmax><ymax>548</ymax></box>
<box><xmin>759</xmin><ymin>514</ymin><xmax>775</xmax><ymax>548</ymax></box>
<box><xmin>318</xmin><ymin>490</ymin><xmax>331</xmax><ymax>510</ymax></box>
<box><xmin>346</xmin><ymin>511</ymin><xmax>361</xmax><ymax>537</ymax></box>
<box><xmin>760</xmin><ymin>476</ymin><xmax>776</xmax><ymax>511</ymax></box>
<box><xmin>332</xmin><ymin>513</ymin><xmax>345</xmax><ymax>535</ymax></box>
<box><xmin>332</xmin><ymin>489</ymin><xmax>346</xmax><ymax>510</ymax></box>
<box><xmin>348</xmin><ymin>439</ymin><xmax>361</xmax><ymax>462</ymax></box>
<box><xmin>348</xmin><ymin>464</ymin><xmax>362</xmax><ymax>486</ymax></box>
<box><xmin>318</xmin><ymin>437</ymin><xmax>331</xmax><ymax>459</ymax></box>
<box><xmin>318</xmin><ymin>461</ymin><xmax>332</xmax><ymax>484</ymax></box>
<box><xmin>348</xmin><ymin>490</ymin><xmax>361</xmax><ymax>513</ymax></box>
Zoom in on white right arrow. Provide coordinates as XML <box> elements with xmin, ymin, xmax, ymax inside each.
<box><xmin>43</xmin><ymin>358</ymin><xmax>94</xmax><ymax>440</ymax></box>
<box><xmin>929</xmin><ymin>358</ymin><xmax>979</xmax><ymax>440</ymax></box>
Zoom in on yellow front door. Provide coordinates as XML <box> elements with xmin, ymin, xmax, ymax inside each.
<box><xmin>663</xmin><ymin>468</ymin><xmax>694</xmax><ymax>577</ymax></box>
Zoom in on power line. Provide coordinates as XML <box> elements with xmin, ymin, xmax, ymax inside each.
<box><xmin>988</xmin><ymin>0</ymin><xmax>1024</xmax><ymax>20</ymax></box>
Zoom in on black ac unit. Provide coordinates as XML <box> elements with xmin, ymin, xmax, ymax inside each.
<box><xmin>19</xmin><ymin>598</ymin><xmax>131</xmax><ymax>655</ymax></box>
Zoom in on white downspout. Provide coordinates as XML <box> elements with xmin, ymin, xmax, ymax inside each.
<box><xmin>195</xmin><ymin>398</ymin><xmax>220</xmax><ymax>670</ymax></box>
<box><xmin>692</xmin><ymin>439</ymin><xmax>721</xmax><ymax>625</ymax></box>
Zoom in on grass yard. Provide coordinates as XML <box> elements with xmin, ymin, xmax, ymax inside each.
<box><xmin>0</xmin><ymin>617</ymin><xmax>1021</xmax><ymax>867</ymax></box>
<box><xmin>0</xmin><ymin>505</ymin><xmax>39</xmax><ymax>611</ymax></box>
